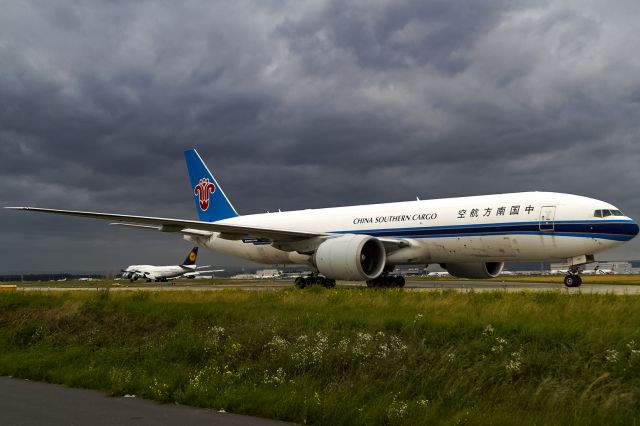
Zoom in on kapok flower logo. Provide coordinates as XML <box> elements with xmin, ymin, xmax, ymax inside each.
<box><xmin>194</xmin><ymin>178</ymin><xmax>216</xmax><ymax>211</ymax></box>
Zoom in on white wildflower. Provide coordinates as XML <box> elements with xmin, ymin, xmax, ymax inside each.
<box><xmin>387</xmin><ymin>394</ymin><xmax>408</xmax><ymax>421</ymax></box>
<box><xmin>491</xmin><ymin>337</ymin><xmax>508</xmax><ymax>354</ymax></box>
<box><xmin>337</xmin><ymin>337</ymin><xmax>350</xmax><ymax>354</ymax></box>
<box><xmin>389</xmin><ymin>335</ymin><xmax>408</xmax><ymax>354</ymax></box>
<box><xmin>605</xmin><ymin>349</ymin><xmax>619</xmax><ymax>363</ymax></box>
<box><xmin>263</xmin><ymin>367</ymin><xmax>287</xmax><ymax>386</ymax></box>
<box><xmin>483</xmin><ymin>324</ymin><xmax>494</xmax><ymax>336</ymax></box>
<box><xmin>311</xmin><ymin>331</ymin><xmax>329</xmax><ymax>365</ymax></box>
<box><xmin>417</xmin><ymin>399</ymin><xmax>430</xmax><ymax>407</ymax></box>
<box><xmin>377</xmin><ymin>342</ymin><xmax>390</xmax><ymax>359</ymax></box>
<box><xmin>265</xmin><ymin>335</ymin><xmax>289</xmax><ymax>356</ymax></box>
<box><xmin>506</xmin><ymin>350</ymin><xmax>523</xmax><ymax>373</ymax></box>
<box><xmin>204</xmin><ymin>325</ymin><xmax>226</xmax><ymax>353</ymax></box>
<box><xmin>353</xmin><ymin>332</ymin><xmax>373</xmax><ymax>358</ymax></box>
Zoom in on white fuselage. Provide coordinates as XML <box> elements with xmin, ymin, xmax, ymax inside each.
<box><xmin>123</xmin><ymin>264</ymin><xmax>194</xmax><ymax>280</ymax></box>
<box><xmin>185</xmin><ymin>192</ymin><xmax>638</xmax><ymax>266</ymax></box>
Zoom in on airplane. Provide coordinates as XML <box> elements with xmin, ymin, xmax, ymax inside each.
<box><xmin>582</xmin><ymin>265</ymin><xmax>614</xmax><ymax>275</ymax></box>
<box><xmin>121</xmin><ymin>247</ymin><xmax>221</xmax><ymax>282</ymax></box>
<box><xmin>427</xmin><ymin>272</ymin><xmax>451</xmax><ymax>278</ymax></box>
<box><xmin>6</xmin><ymin>149</ymin><xmax>639</xmax><ymax>289</ymax></box>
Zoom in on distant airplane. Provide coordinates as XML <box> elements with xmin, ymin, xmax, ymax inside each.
<box><xmin>427</xmin><ymin>272</ymin><xmax>451</xmax><ymax>278</ymax></box>
<box><xmin>582</xmin><ymin>265</ymin><xmax>614</xmax><ymax>275</ymax></box>
<box><xmin>6</xmin><ymin>149</ymin><xmax>639</xmax><ymax>289</ymax></box>
<box><xmin>121</xmin><ymin>247</ymin><xmax>221</xmax><ymax>282</ymax></box>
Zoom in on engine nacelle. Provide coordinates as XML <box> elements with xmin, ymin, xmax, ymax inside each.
<box><xmin>313</xmin><ymin>235</ymin><xmax>386</xmax><ymax>281</ymax></box>
<box><xmin>443</xmin><ymin>262</ymin><xmax>504</xmax><ymax>279</ymax></box>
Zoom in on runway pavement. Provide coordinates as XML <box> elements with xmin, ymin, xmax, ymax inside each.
<box><xmin>404</xmin><ymin>280</ymin><xmax>640</xmax><ymax>294</ymax></box>
<box><xmin>15</xmin><ymin>280</ymin><xmax>640</xmax><ymax>294</ymax></box>
<box><xmin>0</xmin><ymin>377</ymin><xmax>292</xmax><ymax>426</ymax></box>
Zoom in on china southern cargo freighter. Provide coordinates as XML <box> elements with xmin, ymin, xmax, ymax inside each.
<box><xmin>7</xmin><ymin>149</ymin><xmax>638</xmax><ymax>289</ymax></box>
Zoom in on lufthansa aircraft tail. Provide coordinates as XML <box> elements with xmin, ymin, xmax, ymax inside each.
<box><xmin>182</xmin><ymin>246</ymin><xmax>199</xmax><ymax>266</ymax></box>
<box><xmin>184</xmin><ymin>149</ymin><xmax>239</xmax><ymax>222</ymax></box>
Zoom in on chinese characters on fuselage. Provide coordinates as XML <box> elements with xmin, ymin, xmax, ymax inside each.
<box><xmin>458</xmin><ymin>205</ymin><xmax>535</xmax><ymax>219</ymax></box>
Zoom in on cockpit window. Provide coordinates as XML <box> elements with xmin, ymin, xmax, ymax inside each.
<box><xmin>594</xmin><ymin>209</ymin><xmax>624</xmax><ymax>217</ymax></box>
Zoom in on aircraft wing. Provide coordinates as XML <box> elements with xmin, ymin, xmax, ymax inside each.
<box><xmin>5</xmin><ymin>207</ymin><xmax>412</xmax><ymax>252</ymax></box>
<box><xmin>182</xmin><ymin>269</ymin><xmax>222</xmax><ymax>277</ymax></box>
<box><xmin>5</xmin><ymin>207</ymin><xmax>322</xmax><ymax>242</ymax></box>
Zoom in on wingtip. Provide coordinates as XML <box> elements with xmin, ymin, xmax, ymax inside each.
<box><xmin>4</xmin><ymin>206</ymin><xmax>28</xmax><ymax>210</ymax></box>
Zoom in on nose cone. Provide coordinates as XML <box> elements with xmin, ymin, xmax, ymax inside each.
<box><xmin>631</xmin><ymin>220</ymin><xmax>640</xmax><ymax>238</ymax></box>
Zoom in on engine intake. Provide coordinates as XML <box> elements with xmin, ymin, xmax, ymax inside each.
<box><xmin>314</xmin><ymin>235</ymin><xmax>386</xmax><ymax>281</ymax></box>
<box><xmin>443</xmin><ymin>262</ymin><xmax>504</xmax><ymax>279</ymax></box>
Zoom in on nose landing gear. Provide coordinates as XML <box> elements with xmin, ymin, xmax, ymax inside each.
<box><xmin>564</xmin><ymin>265</ymin><xmax>583</xmax><ymax>288</ymax></box>
<box><xmin>563</xmin><ymin>274</ymin><xmax>582</xmax><ymax>288</ymax></box>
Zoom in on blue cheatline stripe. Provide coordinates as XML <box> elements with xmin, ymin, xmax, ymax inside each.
<box><xmin>330</xmin><ymin>220</ymin><xmax>639</xmax><ymax>242</ymax></box>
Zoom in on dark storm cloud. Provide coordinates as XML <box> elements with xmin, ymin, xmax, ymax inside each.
<box><xmin>279</xmin><ymin>0</ymin><xmax>519</xmax><ymax>73</ymax></box>
<box><xmin>1</xmin><ymin>0</ymin><xmax>640</xmax><ymax>272</ymax></box>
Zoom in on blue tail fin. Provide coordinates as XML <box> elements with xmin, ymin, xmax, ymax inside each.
<box><xmin>184</xmin><ymin>149</ymin><xmax>239</xmax><ymax>222</ymax></box>
<box><xmin>182</xmin><ymin>247</ymin><xmax>198</xmax><ymax>266</ymax></box>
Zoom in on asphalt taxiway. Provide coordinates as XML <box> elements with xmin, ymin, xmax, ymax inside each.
<box><xmin>0</xmin><ymin>377</ymin><xmax>291</xmax><ymax>426</ymax></box>
<box><xmin>15</xmin><ymin>280</ymin><xmax>640</xmax><ymax>294</ymax></box>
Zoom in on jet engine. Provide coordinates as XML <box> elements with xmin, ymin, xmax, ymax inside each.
<box><xmin>313</xmin><ymin>234</ymin><xmax>386</xmax><ymax>281</ymax></box>
<box><xmin>442</xmin><ymin>262</ymin><xmax>504</xmax><ymax>279</ymax></box>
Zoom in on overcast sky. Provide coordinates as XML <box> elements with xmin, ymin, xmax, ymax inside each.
<box><xmin>1</xmin><ymin>0</ymin><xmax>639</xmax><ymax>273</ymax></box>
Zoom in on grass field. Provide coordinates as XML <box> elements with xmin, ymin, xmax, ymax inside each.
<box><xmin>1</xmin><ymin>289</ymin><xmax>640</xmax><ymax>425</ymax></box>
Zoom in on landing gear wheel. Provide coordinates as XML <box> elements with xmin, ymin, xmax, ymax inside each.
<box><xmin>564</xmin><ymin>274</ymin><xmax>582</xmax><ymax>288</ymax></box>
<box><xmin>324</xmin><ymin>279</ymin><xmax>336</xmax><ymax>288</ymax></box>
<box><xmin>295</xmin><ymin>277</ymin><xmax>307</xmax><ymax>289</ymax></box>
<box><xmin>366</xmin><ymin>275</ymin><xmax>406</xmax><ymax>288</ymax></box>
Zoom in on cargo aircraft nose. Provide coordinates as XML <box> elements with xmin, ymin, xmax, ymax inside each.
<box><xmin>631</xmin><ymin>220</ymin><xmax>640</xmax><ymax>238</ymax></box>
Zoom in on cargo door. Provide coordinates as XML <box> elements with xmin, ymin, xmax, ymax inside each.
<box><xmin>539</xmin><ymin>206</ymin><xmax>556</xmax><ymax>231</ymax></box>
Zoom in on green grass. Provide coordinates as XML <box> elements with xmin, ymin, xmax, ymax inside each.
<box><xmin>1</xmin><ymin>289</ymin><xmax>640</xmax><ymax>425</ymax></box>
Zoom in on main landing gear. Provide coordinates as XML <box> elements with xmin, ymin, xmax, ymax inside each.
<box><xmin>295</xmin><ymin>275</ymin><xmax>336</xmax><ymax>289</ymax></box>
<box><xmin>366</xmin><ymin>275</ymin><xmax>405</xmax><ymax>288</ymax></box>
<box><xmin>564</xmin><ymin>266</ymin><xmax>583</xmax><ymax>288</ymax></box>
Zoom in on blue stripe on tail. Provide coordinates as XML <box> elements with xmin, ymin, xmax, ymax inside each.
<box><xmin>184</xmin><ymin>149</ymin><xmax>239</xmax><ymax>222</ymax></box>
